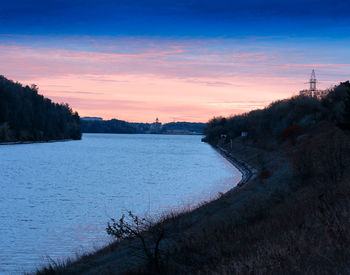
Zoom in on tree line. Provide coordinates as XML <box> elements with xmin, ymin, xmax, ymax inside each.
<box><xmin>0</xmin><ymin>75</ymin><xmax>82</xmax><ymax>142</ymax></box>
<box><xmin>81</xmin><ymin>119</ymin><xmax>206</xmax><ymax>134</ymax></box>
<box><xmin>82</xmin><ymin>119</ymin><xmax>141</xmax><ymax>134</ymax></box>
<box><xmin>205</xmin><ymin>81</ymin><xmax>350</xmax><ymax>148</ymax></box>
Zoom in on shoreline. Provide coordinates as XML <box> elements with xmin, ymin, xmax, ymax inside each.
<box><xmin>0</xmin><ymin>139</ymin><xmax>74</xmax><ymax>146</ymax></box>
<box><xmin>214</xmin><ymin>145</ymin><xmax>257</xmax><ymax>188</ymax></box>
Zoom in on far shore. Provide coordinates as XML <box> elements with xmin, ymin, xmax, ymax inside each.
<box><xmin>82</xmin><ymin>132</ymin><xmax>204</xmax><ymax>135</ymax></box>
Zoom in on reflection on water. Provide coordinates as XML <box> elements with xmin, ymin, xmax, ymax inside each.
<box><xmin>0</xmin><ymin>134</ymin><xmax>240</xmax><ymax>274</ymax></box>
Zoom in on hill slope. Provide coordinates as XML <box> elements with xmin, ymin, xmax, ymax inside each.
<box><xmin>0</xmin><ymin>76</ymin><xmax>81</xmax><ymax>142</ymax></box>
<box><xmin>205</xmin><ymin>81</ymin><xmax>350</xmax><ymax>148</ymax></box>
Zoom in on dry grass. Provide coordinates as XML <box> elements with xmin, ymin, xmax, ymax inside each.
<box><xmin>157</xmin><ymin>175</ymin><xmax>350</xmax><ymax>274</ymax></box>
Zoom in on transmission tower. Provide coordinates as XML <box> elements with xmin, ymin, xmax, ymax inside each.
<box><xmin>300</xmin><ymin>69</ymin><xmax>328</xmax><ymax>98</ymax></box>
<box><xmin>308</xmin><ymin>69</ymin><xmax>317</xmax><ymax>93</ymax></box>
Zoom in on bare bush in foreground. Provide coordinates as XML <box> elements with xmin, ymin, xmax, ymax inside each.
<box><xmin>106</xmin><ymin>211</ymin><xmax>165</xmax><ymax>273</ymax></box>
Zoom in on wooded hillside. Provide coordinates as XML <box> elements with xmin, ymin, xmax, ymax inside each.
<box><xmin>0</xmin><ymin>75</ymin><xmax>81</xmax><ymax>142</ymax></box>
<box><xmin>205</xmin><ymin>81</ymin><xmax>350</xmax><ymax>148</ymax></box>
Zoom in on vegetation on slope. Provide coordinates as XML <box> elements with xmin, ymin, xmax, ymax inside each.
<box><xmin>0</xmin><ymin>75</ymin><xmax>81</xmax><ymax>142</ymax></box>
<box><xmin>163</xmin><ymin>127</ymin><xmax>350</xmax><ymax>274</ymax></box>
<box><xmin>205</xmin><ymin>81</ymin><xmax>350</xmax><ymax>148</ymax></box>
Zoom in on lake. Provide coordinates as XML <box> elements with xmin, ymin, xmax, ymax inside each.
<box><xmin>0</xmin><ymin>134</ymin><xmax>241</xmax><ymax>274</ymax></box>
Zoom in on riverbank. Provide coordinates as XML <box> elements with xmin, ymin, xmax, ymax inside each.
<box><xmin>215</xmin><ymin>145</ymin><xmax>257</xmax><ymax>187</ymax></box>
<box><xmin>34</xmin><ymin>139</ymin><xmax>295</xmax><ymax>274</ymax></box>
<box><xmin>0</xmin><ymin>139</ymin><xmax>73</xmax><ymax>146</ymax></box>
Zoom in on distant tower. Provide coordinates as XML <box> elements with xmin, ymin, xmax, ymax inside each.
<box><xmin>309</xmin><ymin>69</ymin><xmax>317</xmax><ymax>93</ymax></box>
<box><xmin>150</xmin><ymin>117</ymin><xmax>162</xmax><ymax>133</ymax></box>
<box><xmin>300</xmin><ymin>69</ymin><xmax>328</xmax><ymax>98</ymax></box>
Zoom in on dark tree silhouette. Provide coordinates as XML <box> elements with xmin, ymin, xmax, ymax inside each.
<box><xmin>205</xmin><ymin>81</ymin><xmax>350</xmax><ymax>148</ymax></box>
<box><xmin>81</xmin><ymin>119</ymin><xmax>206</xmax><ymax>134</ymax></box>
<box><xmin>0</xmin><ymin>75</ymin><xmax>81</xmax><ymax>142</ymax></box>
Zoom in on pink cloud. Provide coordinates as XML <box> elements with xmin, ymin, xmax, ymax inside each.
<box><xmin>0</xmin><ymin>36</ymin><xmax>349</xmax><ymax>122</ymax></box>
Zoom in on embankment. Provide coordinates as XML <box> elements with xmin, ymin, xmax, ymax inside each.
<box><xmin>215</xmin><ymin>145</ymin><xmax>256</xmax><ymax>187</ymax></box>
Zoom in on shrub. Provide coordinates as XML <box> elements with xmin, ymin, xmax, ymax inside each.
<box><xmin>280</xmin><ymin>125</ymin><xmax>303</xmax><ymax>145</ymax></box>
<box><xmin>291</xmin><ymin>127</ymin><xmax>349</xmax><ymax>186</ymax></box>
<box><xmin>106</xmin><ymin>211</ymin><xmax>165</xmax><ymax>273</ymax></box>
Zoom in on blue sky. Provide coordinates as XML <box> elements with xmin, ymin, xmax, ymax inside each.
<box><xmin>1</xmin><ymin>0</ymin><xmax>349</xmax><ymax>122</ymax></box>
<box><xmin>1</xmin><ymin>0</ymin><xmax>350</xmax><ymax>36</ymax></box>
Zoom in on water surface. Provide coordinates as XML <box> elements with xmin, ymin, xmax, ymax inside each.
<box><xmin>0</xmin><ymin>134</ymin><xmax>240</xmax><ymax>274</ymax></box>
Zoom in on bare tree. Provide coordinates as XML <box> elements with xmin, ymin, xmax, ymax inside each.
<box><xmin>106</xmin><ymin>211</ymin><xmax>165</xmax><ymax>273</ymax></box>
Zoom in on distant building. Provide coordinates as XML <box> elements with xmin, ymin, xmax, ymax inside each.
<box><xmin>299</xmin><ymin>70</ymin><xmax>329</xmax><ymax>99</ymax></box>
<box><xmin>241</xmin><ymin>131</ymin><xmax>248</xmax><ymax>137</ymax></box>
<box><xmin>149</xmin><ymin>117</ymin><xmax>162</xmax><ymax>133</ymax></box>
<box><xmin>81</xmin><ymin>117</ymin><xmax>103</xmax><ymax>121</ymax></box>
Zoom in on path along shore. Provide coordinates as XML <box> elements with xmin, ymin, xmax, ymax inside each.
<box><xmin>215</xmin><ymin>145</ymin><xmax>257</xmax><ymax>187</ymax></box>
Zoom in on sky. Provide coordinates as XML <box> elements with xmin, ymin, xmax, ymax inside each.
<box><xmin>1</xmin><ymin>0</ymin><xmax>350</xmax><ymax>122</ymax></box>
